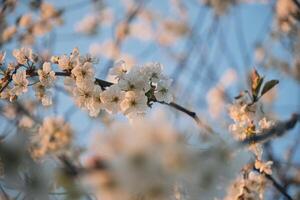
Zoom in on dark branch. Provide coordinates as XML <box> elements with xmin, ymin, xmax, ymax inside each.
<box><xmin>254</xmin><ymin>167</ymin><xmax>294</xmax><ymax>200</ymax></box>
<box><xmin>1</xmin><ymin>69</ymin><xmax>204</xmax><ymax>128</ymax></box>
<box><xmin>292</xmin><ymin>0</ymin><xmax>300</xmax><ymax>11</ymax></box>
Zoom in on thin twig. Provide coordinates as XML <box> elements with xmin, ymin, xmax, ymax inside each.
<box><xmin>254</xmin><ymin>167</ymin><xmax>294</xmax><ymax>200</ymax></box>
<box><xmin>157</xmin><ymin>101</ymin><xmax>215</xmax><ymax>134</ymax></box>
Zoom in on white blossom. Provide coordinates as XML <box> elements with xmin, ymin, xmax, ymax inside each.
<box><xmin>38</xmin><ymin>62</ymin><xmax>56</xmax><ymax>87</ymax></box>
<box><xmin>58</xmin><ymin>54</ymin><xmax>72</xmax><ymax>71</ymax></box>
<box><xmin>72</xmin><ymin>82</ymin><xmax>94</xmax><ymax>109</ymax></box>
<box><xmin>57</xmin><ymin>48</ymin><xmax>82</xmax><ymax>71</ymax></box>
<box><xmin>87</xmin><ymin>85</ymin><xmax>103</xmax><ymax>117</ymax></box>
<box><xmin>255</xmin><ymin>160</ymin><xmax>273</xmax><ymax>175</ymax></box>
<box><xmin>121</xmin><ymin>91</ymin><xmax>148</xmax><ymax>116</ymax></box>
<box><xmin>100</xmin><ymin>85</ymin><xmax>125</xmax><ymax>114</ymax></box>
<box><xmin>258</xmin><ymin>117</ymin><xmax>275</xmax><ymax>131</ymax></box>
<box><xmin>11</xmin><ymin>70</ymin><xmax>28</xmax><ymax>96</ymax></box>
<box><xmin>71</xmin><ymin>61</ymin><xmax>95</xmax><ymax>87</ymax></box>
<box><xmin>154</xmin><ymin>79</ymin><xmax>173</xmax><ymax>103</ymax></box>
<box><xmin>224</xmin><ymin>171</ymin><xmax>266</xmax><ymax>200</ymax></box>
<box><xmin>141</xmin><ymin>62</ymin><xmax>164</xmax><ymax>83</ymax></box>
<box><xmin>108</xmin><ymin>60</ymin><xmax>131</xmax><ymax>80</ymax></box>
<box><xmin>118</xmin><ymin>68</ymin><xmax>150</xmax><ymax>92</ymax></box>
<box><xmin>12</xmin><ymin>48</ymin><xmax>34</xmax><ymax>65</ymax></box>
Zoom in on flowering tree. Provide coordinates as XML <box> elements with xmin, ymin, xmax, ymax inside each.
<box><xmin>0</xmin><ymin>0</ymin><xmax>299</xmax><ymax>199</ymax></box>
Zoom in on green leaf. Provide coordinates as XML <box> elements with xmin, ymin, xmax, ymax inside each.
<box><xmin>261</xmin><ymin>80</ymin><xmax>279</xmax><ymax>97</ymax></box>
<box><xmin>253</xmin><ymin>77</ymin><xmax>264</xmax><ymax>101</ymax></box>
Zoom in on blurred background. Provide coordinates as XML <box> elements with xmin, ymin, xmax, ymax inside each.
<box><xmin>0</xmin><ymin>0</ymin><xmax>300</xmax><ymax>199</ymax></box>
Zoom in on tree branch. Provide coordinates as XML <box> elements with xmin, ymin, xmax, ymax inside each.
<box><xmin>254</xmin><ymin>167</ymin><xmax>294</xmax><ymax>200</ymax></box>
<box><xmin>0</xmin><ymin>69</ymin><xmax>206</xmax><ymax>129</ymax></box>
<box><xmin>242</xmin><ymin>113</ymin><xmax>300</xmax><ymax>145</ymax></box>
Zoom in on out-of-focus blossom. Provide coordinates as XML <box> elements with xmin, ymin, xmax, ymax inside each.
<box><xmin>89</xmin><ymin>41</ymin><xmax>120</xmax><ymax>60</ymax></box>
<box><xmin>19</xmin><ymin>116</ymin><xmax>34</xmax><ymax>128</ymax></box>
<box><xmin>31</xmin><ymin>117</ymin><xmax>73</xmax><ymax>159</ymax></box>
<box><xmin>157</xmin><ymin>19</ymin><xmax>189</xmax><ymax>46</ymax></box>
<box><xmin>207</xmin><ymin>87</ymin><xmax>225</xmax><ymax>119</ymax></box>
<box><xmin>207</xmin><ymin>69</ymin><xmax>237</xmax><ymax>118</ymax></box>
<box><xmin>40</xmin><ymin>2</ymin><xmax>60</xmax><ymax>20</ymax></box>
<box><xmin>75</xmin><ymin>15</ymin><xmax>99</xmax><ymax>35</ymax></box>
<box><xmin>202</xmin><ymin>0</ymin><xmax>237</xmax><ymax>15</ymax></box>
<box><xmin>19</xmin><ymin>13</ymin><xmax>33</xmax><ymax>27</ymax></box>
<box><xmin>254</xmin><ymin>45</ymin><xmax>266</xmax><ymax>63</ymax></box>
<box><xmin>82</xmin><ymin>116</ymin><xmax>248</xmax><ymax>200</ymax></box>
<box><xmin>276</xmin><ymin>0</ymin><xmax>299</xmax><ymax>32</ymax></box>
<box><xmin>1</xmin><ymin>25</ymin><xmax>17</xmax><ymax>42</ymax></box>
<box><xmin>130</xmin><ymin>20</ymin><xmax>154</xmax><ymax>41</ymax></box>
<box><xmin>0</xmin><ymin>52</ymin><xmax>6</xmax><ymax>65</ymax></box>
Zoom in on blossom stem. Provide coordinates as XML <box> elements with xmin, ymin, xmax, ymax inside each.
<box><xmin>254</xmin><ymin>167</ymin><xmax>294</xmax><ymax>200</ymax></box>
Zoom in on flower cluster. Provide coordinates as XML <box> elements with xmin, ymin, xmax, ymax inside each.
<box><xmin>51</xmin><ymin>49</ymin><xmax>173</xmax><ymax>119</ymax></box>
<box><xmin>0</xmin><ymin>48</ymin><xmax>173</xmax><ymax>120</ymax></box>
<box><xmin>228</xmin><ymin>70</ymin><xmax>278</xmax><ymax>159</ymax></box>
<box><xmin>226</xmin><ymin>70</ymin><xmax>279</xmax><ymax>199</ymax></box>
<box><xmin>107</xmin><ymin>60</ymin><xmax>173</xmax><ymax>118</ymax></box>
<box><xmin>224</xmin><ymin>170</ymin><xmax>266</xmax><ymax>200</ymax></box>
<box><xmin>81</xmin><ymin>116</ymin><xmax>246</xmax><ymax>200</ymax></box>
<box><xmin>30</xmin><ymin>117</ymin><xmax>73</xmax><ymax>159</ymax></box>
<box><xmin>0</xmin><ymin>48</ymin><xmax>56</xmax><ymax>105</ymax></box>
<box><xmin>228</xmin><ymin>91</ymin><xmax>275</xmax><ymax>176</ymax></box>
